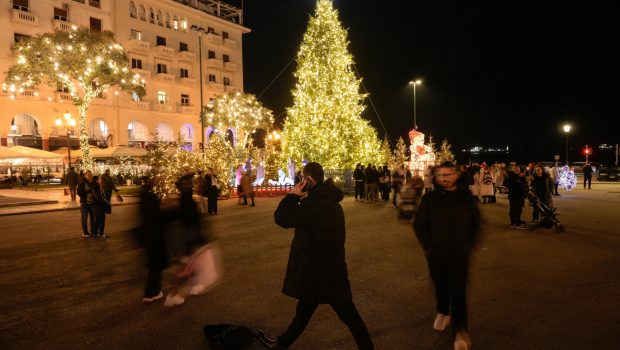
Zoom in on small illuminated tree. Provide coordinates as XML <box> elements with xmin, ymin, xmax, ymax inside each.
<box><xmin>3</xmin><ymin>28</ymin><xmax>145</xmax><ymax>170</ymax></box>
<box><xmin>436</xmin><ymin>139</ymin><xmax>456</xmax><ymax>164</ymax></box>
<box><xmin>392</xmin><ymin>137</ymin><xmax>408</xmax><ymax>169</ymax></box>
<box><xmin>379</xmin><ymin>137</ymin><xmax>393</xmax><ymax>166</ymax></box>
<box><xmin>205</xmin><ymin>131</ymin><xmax>234</xmax><ymax>196</ymax></box>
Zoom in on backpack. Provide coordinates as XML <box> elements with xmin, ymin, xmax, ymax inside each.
<box><xmin>203</xmin><ymin>324</ymin><xmax>256</xmax><ymax>350</ymax></box>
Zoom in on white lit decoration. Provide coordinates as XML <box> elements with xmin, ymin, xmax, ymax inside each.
<box><xmin>558</xmin><ymin>165</ymin><xmax>577</xmax><ymax>191</ymax></box>
<box><xmin>408</xmin><ymin>129</ymin><xmax>435</xmax><ymax>172</ymax></box>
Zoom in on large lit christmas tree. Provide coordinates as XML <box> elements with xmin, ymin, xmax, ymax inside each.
<box><xmin>281</xmin><ymin>0</ymin><xmax>381</xmax><ymax>169</ymax></box>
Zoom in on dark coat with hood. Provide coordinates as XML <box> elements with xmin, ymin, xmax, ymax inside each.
<box><xmin>274</xmin><ymin>178</ymin><xmax>352</xmax><ymax>304</ymax></box>
<box><xmin>413</xmin><ymin>187</ymin><xmax>481</xmax><ymax>263</ymax></box>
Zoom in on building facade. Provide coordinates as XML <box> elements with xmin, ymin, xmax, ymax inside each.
<box><xmin>0</xmin><ymin>0</ymin><xmax>249</xmax><ymax>151</ymax></box>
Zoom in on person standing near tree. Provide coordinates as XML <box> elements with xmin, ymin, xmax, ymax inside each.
<box><xmin>364</xmin><ymin>163</ymin><xmax>376</xmax><ymax>202</ymax></box>
<box><xmin>205</xmin><ymin>168</ymin><xmax>219</xmax><ymax>215</ymax></box>
<box><xmin>66</xmin><ymin>167</ymin><xmax>78</xmax><ymax>202</ymax></box>
<box><xmin>241</xmin><ymin>171</ymin><xmax>255</xmax><ymax>207</ymax></box>
<box><xmin>413</xmin><ymin>161</ymin><xmax>481</xmax><ymax>350</ymax></box>
<box><xmin>100</xmin><ymin>169</ymin><xmax>118</xmax><ymax>213</ymax></box>
<box><xmin>353</xmin><ymin>163</ymin><xmax>364</xmax><ymax>201</ymax></box>
<box><xmin>77</xmin><ymin>170</ymin><xmax>95</xmax><ymax>238</ymax></box>
<box><xmin>258</xmin><ymin>162</ymin><xmax>374</xmax><ymax>350</ymax></box>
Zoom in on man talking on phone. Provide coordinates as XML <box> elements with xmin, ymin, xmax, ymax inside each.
<box><xmin>258</xmin><ymin>162</ymin><xmax>374</xmax><ymax>349</ymax></box>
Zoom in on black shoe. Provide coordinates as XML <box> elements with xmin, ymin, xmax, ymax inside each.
<box><xmin>256</xmin><ymin>330</ymin><xmax>280</xmax><ymax>349</ymax></box>
<box><xmin>250</xmin><ymin>204</ymin><xmax>255</xmax><ymax>207</ymax></box>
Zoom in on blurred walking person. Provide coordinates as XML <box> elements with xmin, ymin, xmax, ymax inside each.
<box><xmin>413</xmin><ymin>161</ymin><xmax>481</xmax><ymax>350</ymax></box>
<box><xmin>196</xmin><ymin>170</ymin><xmax>208</xmax><ymax>214</ymax></box>
<box><xmin>549</xmin><ymin>164</ymin><xmax>560</xmax><ymax>196</ymax></box>
<box><xmin>205</xmin><ymin>168</ymin><xmax>219</xmax><ymax>215</ymax></box>
<box><xmin>379</xmin><ymin>165</ymin><xmax>391</xmax><ymax>201</ymax></box>
<box><xmin>258</xmin><ymin>162</ymin><xmax>374</xmax><ymax>350</ymax></box>
<box><xmin>423</xmin><ymin>165</ymin><xmax>434</xmax><ymax>194</ymax></box>
<box><xmin>392</xmin><ymin>165</ymin><xmax>405</xmax><ymax>207</ymax></box>
<box><xmin>66</xmin><ymin>167</ymin><xmax>78</xmax><ymax>201</ymax></box>
<box><xmin>531</xmin><ymin>164</ymin><xmax>553</xmax><ymax>222</ymax></box>
<box><xmin>89</xmin><ymin>176</ymin><xmax>109</xmax><ymax>239</ymax></box>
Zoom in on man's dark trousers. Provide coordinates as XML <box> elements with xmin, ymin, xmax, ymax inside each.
<box><xmin>80</xmin><ymin>203</ymin><xmax>95</xmax><ymax>235</ymax></box>
<box><xmin>69</xmin><ymin>186</ymin><xmax>77</xmax><ymax>201</ymax></box>
<box><xmin>508</xmin><ymin>196</ymin><xmax>525</xmax><ymax>225</ymax></box>
<box><xmin>584</xmin><ymin>176</ymin><xmax>592</xmax><ymax>189</ymax></box>
<box><xmin>354</xmin><ymin>181</ymin><xmax>364</xmax><ymax>200</ymax></box>
<box><xmin>428</xmin><ymin>256</ymin><xmax>469</xmax><ymax>335</ymax></box>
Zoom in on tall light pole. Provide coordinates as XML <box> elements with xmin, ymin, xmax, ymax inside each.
<box><xmin>191</xmin><ymin>25</ymin><xmax>206</xmax><ymax>156</ymax></box>
<box><xmin>408</xmin><ymin>80</ymin><xmax>422</xmax><ymax>130</ymax></box>
<box><xmin>563</xmin><ymin>124</ymin><xmax>571</xmax><ymax>165</ymax></box>
<box><xmin>56</xmin><ymin>111</ymin><xmax>76</xmax><ymax>166</ymax></box>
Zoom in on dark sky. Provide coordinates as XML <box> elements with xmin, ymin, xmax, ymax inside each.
<box><xmin>232</xmin><ymin>0</ymin><xmax>619</xmax><ymax>163</ymax></box>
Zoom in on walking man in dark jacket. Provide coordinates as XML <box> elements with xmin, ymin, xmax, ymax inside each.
<box><xmin>258</xmin><ymin>162</ymin><xmax>373</xmax><ymax>350</ymax></box>
<box><xmin>506</xmin><ymin>165</ymin><xmax>528</xmax><ymax>229</ymax></box>
<box><xmin>582</xmin><ymin>162</ymin><xmax>593</xmax><ymax>189</ymax></box>
<box><xmin>77</xmin><ymin>170</ymin><xmax>95</xmax><ymax>238</ymax></box>
<box><xmin>66</xmin><ymin>167</ymin><xmax>78</xmax><ymax>201</ymax></box>
<box><xmin>413</xmin><ymin>161</ymin><xmax>480</xmax><ymax>350</ymax></box>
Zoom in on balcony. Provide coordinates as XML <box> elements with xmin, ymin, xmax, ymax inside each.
<box><xmin>223</xmin><ymin>38</ymin><xmax>237</xmax><ymax>49</ymax></box>
<box><xmin>206</xmin><ymin>33</ymin><xmax>223</xmax><ymax>45</ymax></box>
<box><xmin>224</xmin><ymin>85</ymin><xmax>237</xmax><ymax>93</ymax></box>
<box><xmin>155</xmin><ymin>45</ymin><xmax>175</xmax><ymax>57</ymax></box>
<box><xmin>178</xmin><ymin>104</ymin><xmax>196</xmax><ymax>114</ymax></box>
<box><xmin>133</xmin><ymin>68</ymin><xmax>152</xmax><ymax>80</ymax></box>
<box><xmin>17</xmin><ymin>89</ymin><xmax>39</xmax><ymax>100</ymax></box>
<box><xmin>53</xmin><ymin>19</ymin><xmax>77</xmax><ymax>31</ymax></box>
<box><xmin>154</xmin><ymin>103</ymin><xmax>174</xmax><ymax>113</ymax></box>
<box><xmin>178</xmin><ymin>50</ymin><xmax>197</xmax><ymax>62</ymax></box>
<box><xmin>11</xmin><ymin>9</ymin><xmax>39</xmax><ymax>26</ymax></box>
<box><xmin>206</xmin><ymin>58</ymin><xmax>223</xmax><ymax>69</ymax></box>
<box><xmin>126</xmin><ymin>39</ymin><xmax>151</xmax><ymax>52</ymax></box>
<box><xmin>132</xmin><ymin>100</ymin><xmax>151</xmax><ymax>111</ymax></box>
<box><xmin>155</xmin><ymin>73</ymin><xmax>176</xmax><ymax>83</ymax></box>
<box><xmin>207</xmin><ymin>81</ymin><xmax>224</xmax><ymax>92</ymax></box>
<box><xmin>223</xmin><ymin>62</ymin><xmax>237</xmax><ymax>71</ymax></box>
<box><xmin>180</xmin><ymin>77</ymin><xmax>196</xmax><ymax>86</ymax></box>
<box><xmin>56</xmin><ymin>92</ymin><xmax>73</xmax><ymax>101</ymax></box>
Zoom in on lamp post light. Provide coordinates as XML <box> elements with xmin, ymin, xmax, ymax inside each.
<box><xmin>190</xmin><ymin>24</ymin><xmax>206</xmax><ymax>156</ymax></box>
<box><xmin>56</xmin><ymin>111</ymin><xmax>76</xmax><ymax>166</ymax></box>
<box><xmin>563</xmin><ymin>124</ymin><xmax>572</xmax><ymax>165</ymax></box>
<box><xmin>584</xmin><ymin>144</ymin><xmax>590</xmax><ymax>163</ymax></box>
<box><xmin>408</xmin><ymin>79</ymin><xmax>422</xmax><ymax>130</ymax></box>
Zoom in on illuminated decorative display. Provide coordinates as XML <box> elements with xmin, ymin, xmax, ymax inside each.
<box><xmin>557</xmin><ymin>165</ymin><xmax>577</xmax><ymax>191</ymax></box>
<box><xmin>408</xmin><ymin>129</ymin><xmax>436</xmax><ymax>172</ymax></box>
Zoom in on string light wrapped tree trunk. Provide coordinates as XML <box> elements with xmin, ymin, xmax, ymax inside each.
<box><xmin>3</xmin><ymin>28</ymin><xmax>145</xmax><ymax>170</ymax></box>
<box><xmin>281</xmin><ymin>0</ymin><xmax>381</xmax><ymax>170</ymax></box>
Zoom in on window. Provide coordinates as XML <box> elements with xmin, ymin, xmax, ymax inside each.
<box><xmin>208</xmin><ymin>74</ymin><xmax>216</xmax><ymax>83</ymax></box>
<box><xmin>130</xmin><ymin>29</ymin><xmax>142</xmax><ymax>40</ymax></box>
<box><xmin>223</xmin><ymin>77</ymin><xmax>231</xmax><ymax>86</ymax></box>
<box><xmin>208</xmin><ymin>50</ymin><xmax>215</xmax><ymax>59</ymax></box>
<box><xmin>132</xmin><ymin>91</ymin><xmax>141</xmax><ymax>102</ymax></box>
<box><xmin>156</xmin><ymin>36</ymin><xmax>166</xmax><ymax>46</ymax></box>
<box><xmin>14</xmin><ymin>33</ymin><xmax>31</xmax><ymax>44</ymax></box>
<box><xmin>223</xmin><ymin>54</ymin><xmax>230</xmax><ymax>63</ymax></box>
<box><xmin>222</xmin><ymin>31</ymin><xmax>229</xmax><ymax>39</ymax></box>
<box><xmin>149</xmin><ymin>8</ymin><xmax>155</xmax><ymax>23</ymax></box>
<box><xmin>180</xmin><ymin>18</ymin><xmax>188</xmax><ymax>31</ymax></box>
<box><xmin>129</xmin><ymin>1</ymin><xmax>137</xmax><ymax>18</ymax></box>
<box><xmin>156</xmin><ymin>10</ymin><xmax>163</xmax><ymax>26</ymax></box>
<box><xmin>181</xmin><ymin>94</ymin><xmax>190</xmax><ymax>105</ymax></box>
<box><xmin>207</xmin><ymin>27</ymin><xmax>215</xmax><ymax>34</ymax></box>
<box><xmin>13</xmin><ymin>0</ymin><xmax>29</xmax><ymax>12</ymax></box>
<box><xmin>157</xmin><ymin>91</ymin><xmax>167</xmax><ymax>104</ymax></box>
<box><xmin>131</xmin><ymin>58</ymin><xmax>142</xmax><ymax>69</ymax></box>
<box><xmin>173</xmin><ymin>17</ymin><xmax>179</xmax><ymax>31</ymax></box>
<box><xmin>139</xmin><ymin>5</ymin><xmax>146</xmax><ymax>21</ymax></box>
<box><xmin>165</xmin><ymin>13</ymin><xmax>171</xmax><ymax>28</ymax></box>
<box><xmin>89</xmin><ymin>0</ymin><xmax>101</xmax><ymax>9</ymax></box>
<box><xmin>56</xmin><ymin>82</ymin><xmax>69</xmax><ymax>93</ymax></box>
<box><xmin>54</xmin><ymin>7</ymin><xmax>68</xmax><ymax>22</ymax></box>
<box><xmin>90</xmin><ymin>17</ymin><xmax>102</xmax><ymax>32</ymax></box>
<box><xmin>156</xmin><ymin>63</ymin><xmax>167</xmax><ymax>74</ymax></box>
<box><xmin>179</xmin><ymin>42</ymin><xmax>188</xmax><ymax>52</ymax></box>
<box><xmin>179</xmin><ymin>68</ymin><xmax>189</xmax><ymax>78</ymax></box>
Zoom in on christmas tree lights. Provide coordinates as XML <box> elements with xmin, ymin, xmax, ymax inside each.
<box><xmin>281</xmin><ymin>0</ymin><xmax>382</xmax><ymax>170</ymax></box>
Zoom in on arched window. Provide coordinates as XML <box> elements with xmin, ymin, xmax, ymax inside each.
<box><xmin>149</xmin><ymin>7</ymin><xmax>155</xmax><ymax>23</ymax></box>
<box><xmin>138</xmin><ymin>5</ymin><xmax>146</xmax><ymax>21</ymax></box>
<box><xmin>180</xmin><ymin>18</ymin><xmax>188</xmax><ymax>32</ymax></box>
<box><xmin>156</xmin><ymin>10</ymin><xmax>163</xmax><ymax>26</ymax></box>
<box><xmin>129</xmin><ymin>1</ymin><xmax>137</xmax><ymax>19</ymax></box>
<box><xmin>165</xmin><ymin>13</ymin><xmax>171</xmax><ymax>28</ymax></box>
<box><xmin>172</xmin><ymin>16</ymin><xmax>179</xmax><ymax>30</ymax></box>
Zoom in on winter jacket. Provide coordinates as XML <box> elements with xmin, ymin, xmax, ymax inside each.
<box><xmin>413</xmin><ymin>187</ymin><xmax>481</xmax><ymax>261</ymax></box>
<box><xmin>274</xmin><ymin>179</ymin><xmax>352</xmax><ymax>303</ymax></box>
<box><xmin>506</xmin><ymin>172</ymin><xmax>528</xmax><ymax>199</ymax></box>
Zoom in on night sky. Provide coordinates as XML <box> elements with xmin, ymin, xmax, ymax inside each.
<box><xmin>232</xmin><ymin>0</ymin><xmax>619</xmax><ymax>163</ymax></box>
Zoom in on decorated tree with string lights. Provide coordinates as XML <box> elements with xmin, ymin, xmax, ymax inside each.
<box><xmin>144</xmin><ymin>136</ymin><xmax>174</xmax><ymax>198</ymax></box>
<box><xmin>392</xmin><ymin>137</ymin><xmax>408</xmax><ymax>169</ymax></box>
<box><xmin>3</xmin><ymin>28</ymin><xmax>145</xmax><ymax>170</ymax></box>
<box><xmin>205</xmin><ymin>131</ymin><xmax>234</xmax><ymax>196</ymax></box>
<box><xmin>436</xmin><ymin>139</ymin><xmax>456</xmax><ymax>164</ymax></box>
<box><xmin>379</xmin><ymin>137</ymin><xmax>393</xmax><ymax>166</ymax></box>
<box><xmin>281</xmin><ymin>0</ymin><xmax>381</xmax><ymax>169</ymax></box>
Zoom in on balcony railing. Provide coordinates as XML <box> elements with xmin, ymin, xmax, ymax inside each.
<box><xmin>133</xmin><ymin>68</ymin><xmax>152</xmax><ymax>80</ymax></box>
<box><xmin>178</xmin><ymin>104</ymin><xmax>196</xmax><ymax>114</ymax></box>
<box><xmin>11</xmin><ymin>9</ymin><xmax>38</xmax><ymax>26</ymax></box>
<box><xmin>223</xmin><ymin>38</ymin><xmax>237</xmax><ymax>49</ymax></box>
<box><xmin>178</xmin><ymin>50</ymin><xmax>197</xmax><ymax>62</ymax></box>
<box><xmin>155</xmin><ymin>73</ymin><xmax>176</xmax><ymax>83</ymax></box>
<box><xmin>126</xmin><ymin>39</ymin><xmax>151</xmax><ymax>52</ymax></box>
<box><xmin>206</xmin><ymin>33</ymin><xmax>223</xmax><ymax>45</ymax></box>
<box><xmin>180</xmin><ymin>77</ymin><xmax>197</xmax><ymax>86</ymax></box>
<box><xmin>154</xmin><ymin>103</ymin><xmax>174</xmax><ymax>113</ymax></box>
<box><xmin>53</xmin><ymin>19</ymin><xmax>77</xmax><ymax>31</ymax></box>
<box><xmin>56</xmin><ymin>92</ymin><xmax>73</xmax><ymax>101</ymax></box>
<box><xmin>206</xmin><ymin>58</ymin><xmax>223</xmax><ymax>69</ymax></box>
<box><xmin>224</xmin><ymin>85</ymin><xmax>237</xmax><ymax>93</ymax></box>
<box><xmin>132</xmin><ymin>100</ymin><xmax>151</xmax><ymax>111</ymax></box>
<box><xmin>207</xmin><ymin>81</ymin><xmax>224</xmax><ymax>92</ymax></box>
<box><xmin>17</xmin><ymin>90</ymin><xmax>39</xmax><ymax>100</ymax></box>
<box><xmin>155</xmin><ymin>45</ymin><xmax>175</xmax><ymax>57</ymax></box>
<box><xmin>88</xmin><ymin>0</ymin><xmax>101</xmax><ymax>9</ymax></box>
<box><xmin>223</xmin><ymin>62</ymin><xmax>237</xmax><ymax>71</ymax></box>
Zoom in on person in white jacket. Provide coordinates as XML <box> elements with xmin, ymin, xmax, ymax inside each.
<box><xmin>478</xmin><ymin>165</ymin><xmax>495</xmax><ymax>204</ymax></box>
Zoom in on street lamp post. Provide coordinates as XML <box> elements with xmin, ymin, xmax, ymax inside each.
<box><xmin>56</xmin><ymin>111</ymin><xmax>76</xmax><ymax>167</ymax></box>
<box><xmin>585</xmin><ymin>144</ymin><xmax>590</xmax><ymax>163</ymax></box>
<box><xmin>563</xmin><ymin>124</ymin><xmax>571</xmax><ymax>165</ymax></box>
<box><xmin>408</xmin><ymin>80</ymin><xmax>422</xmax><ymax>130</ymax></box>
<box><xmin>191</xmin><ymin>25</ymin><xmax>206</xmax><ymax>157</ymax></box>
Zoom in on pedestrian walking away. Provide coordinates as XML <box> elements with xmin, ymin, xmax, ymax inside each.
<box><xmin>413</xmin><ymin>161</ymin><xmax>481</xmax><ymax>350</ymax></box>
<box><xmin>89</xmin><ymin>176</ymin><xmax>109</xmax><ymax>239</ymax></box>
<box><xmin>100</xmin><ymin>169</ymin><xmax>119</xmax><ymax>211</ymax></box>
<box><xmin>258</xmin><ymin>162</ymin><xmax>374</xmax><ymax>350</ymax></box>
<box><xmin>205</xmin><ymin>168</ymin><xmax>220</xmax><ymax>215</ymax></box>
<box><xmin>65</xmin><ymin>167</ymin><xmax>79</xmax><ymax>201</ymax></box>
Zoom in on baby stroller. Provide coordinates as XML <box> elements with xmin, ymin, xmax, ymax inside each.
<box><xmin>397</xmin><ymin>184</ymin><xmax>422</xmax><ymax>220</ymax></box>
<box><xmin>526</xmin><ymin>190</ymin><xmax>565</xmax><ymax>233</ymax></box>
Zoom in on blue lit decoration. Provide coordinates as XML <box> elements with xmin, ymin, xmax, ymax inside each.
<box><xmin>558</xmin><ymin>165</ymin><xmax>577</xmax><ymax>191</ymax></box>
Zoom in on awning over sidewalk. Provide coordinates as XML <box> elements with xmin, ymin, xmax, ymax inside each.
<box><xmin>0</xmin><ymin>146</ymin><xmax>64</xmax><ymax>161</ymax></box>
<box><xmin>0</xmin><ymin>146</ymin><xmax>26</xmax><ymax>160</ymax></box>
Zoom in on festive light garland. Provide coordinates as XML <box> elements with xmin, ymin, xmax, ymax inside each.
<box><xmin>281</xmin><ymin>0</ymin><xmax>382</xmax><ymax>170</ymax></box>
<box><xmin>3</xmin><ymin>28</ymin><xmax>145</xmax><ymax>170</ymax></box>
